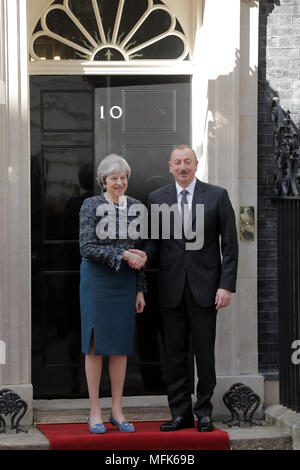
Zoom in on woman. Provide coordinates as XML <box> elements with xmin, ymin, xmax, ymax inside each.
<box><xmin>79</xmin><ymin>154</ymin><xmax>147</xmax><ymax>434</ymax></box>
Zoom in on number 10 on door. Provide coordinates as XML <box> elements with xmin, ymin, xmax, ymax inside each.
<box><xmin>100</xmin><ymin>106</ymin><xmax>123</xmax><ymax>120</ymax></box>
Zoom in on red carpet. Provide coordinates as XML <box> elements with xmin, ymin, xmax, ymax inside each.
<box><xmin>37</xmin><ymin>421</ymin><xmax>230</xmax><ymax>450</ymax></box>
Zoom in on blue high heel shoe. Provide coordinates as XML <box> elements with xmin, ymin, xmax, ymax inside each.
<box><xmin>109</xmin><ymin>413</ymin><xmax>135</xmax><ymax>433</ymax></box>
<box><xmin>88</xmin><ymin>417</ymin><xmax>107</xmax><ymax>434</ymax></box>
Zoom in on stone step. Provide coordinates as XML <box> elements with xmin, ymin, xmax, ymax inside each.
<box><xmin>33</xmin><ymin>397</ymin><xmax>171</xmax><ymax>424</ymax></box>
<box><xmin>0</xmin><ymin>423</ymin><xmax>292</xmax><ymax>451</ymax></box>
<box><xmin>224</xmin><ymin>422</ymin><xmax>292</xmax><ymax>450</ymax></box>
<box><xmin>29</xmin><ymin>398</ymin><xmax>293</xmax><ymax>450</ymax></box>
<box><xmin>0</xmin><ymin>398</ymin><xmax>292</xmax><ymax>450</ymax></box>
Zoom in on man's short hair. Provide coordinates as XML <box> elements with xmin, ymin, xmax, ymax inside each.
<box><xmin>170</xmin><ymin>145</ymin><xmax>197</xmax><ymax>160</ymax></box>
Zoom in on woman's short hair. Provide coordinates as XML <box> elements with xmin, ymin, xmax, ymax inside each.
<box><xmin>96</xmin><ymin>154</ymin><xmax>131</xmax><ymax>188</ymax></box>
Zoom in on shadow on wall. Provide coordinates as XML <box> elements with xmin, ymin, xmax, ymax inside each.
<box><xmin>199</xmin><ymin>0</ymin><xmax>281</xmax><ymax>376</ymax></box>
<box><xmin>194</xmin><ymin>1</ymin><xmax>261</xmax><ymax>377</ymax></box>
<box><xmin>199</xmin><ymin>1</ymin><xmax>262</xmax><ymax>189</ymax></box>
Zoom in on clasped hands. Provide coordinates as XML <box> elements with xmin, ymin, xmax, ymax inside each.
<box><xmin>123</xmin><ymin>249</ymin><xmax>147</xmax><ymax>270</ymax></box>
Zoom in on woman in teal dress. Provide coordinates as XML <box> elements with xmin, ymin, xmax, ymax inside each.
<box><xmin>79</xmin><ymin>154</ymin><xmax>147</xmax><ymax>433</ymax></box>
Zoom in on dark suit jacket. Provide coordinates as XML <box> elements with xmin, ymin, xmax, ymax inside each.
<box><xmin>145</xmin><ymin>179</ymin><xmax>238</xmax><ymax>308</ymax></box>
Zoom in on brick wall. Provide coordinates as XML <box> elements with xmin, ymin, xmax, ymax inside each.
<box><xmin>258</xmin><ymin>0</ymin><xmax>300</xmax><ymax>376</ymax></box>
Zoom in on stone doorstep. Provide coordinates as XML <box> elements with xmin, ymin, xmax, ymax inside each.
<box><xmin>0</xmin><ymin>399</ymin><xmax>293</xmax><ymax>450</ymax></box>
<box><xmin>32</xmin><ymin>395</ymin><xmax>265</xmax><ymax>425</ymax></box>
<box><xmin>33</xmin><ymin>397</ymin><xmax>171</xmax><ymax>424</ymax></box>
<box><xmin>0</xmin><ymin>422</ymin><xmax>292</xmax><ymax>451</ymax></box>
<box><xmin>265</xmin><ymin>404</ymin><xmax>300</xmax><ymax>450</ymax></box>
<box><xmin>0</xmin><ymin>427</ymin><xmax>49</xmax><ymax>450</ymax></box>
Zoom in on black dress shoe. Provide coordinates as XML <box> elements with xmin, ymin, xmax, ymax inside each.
<box><xmin>160</xmin><ymin>416</ymin><xmax>195</xmax><ymax>432</ymax></box>
<box><xmin>197</xmin><ymin>416</ymin><xmax>214</xmax><ymax>432</ymax></box>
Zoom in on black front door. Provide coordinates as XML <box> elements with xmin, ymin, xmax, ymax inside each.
<box><xmin>31</xmin><ymin>75</ymin><xmax>191</xmax><ymax>398</ymax></box>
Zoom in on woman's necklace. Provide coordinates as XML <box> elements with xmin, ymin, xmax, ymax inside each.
<box><xmin>104</xmin><ymin>192</ymin><xmax>127</xmax><ymax>211</ymax></box>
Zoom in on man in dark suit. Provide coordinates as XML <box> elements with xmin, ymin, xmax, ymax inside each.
<box><xmin>132</xmin><ymin>145</ymin><xmax>238</xmax><ymax>432</ymax></box>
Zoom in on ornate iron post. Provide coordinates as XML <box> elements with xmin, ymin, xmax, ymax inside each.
<box><xmin>223</xmin><ymin>383</ymin><xmax>261</xmax><ymax>426</ymax></box>
<box><xmin>271</xmin><ymin>97</ymin><xmax>300</xmax><ymax>197</ymax></box>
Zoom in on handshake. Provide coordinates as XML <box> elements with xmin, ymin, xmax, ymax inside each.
<box><xmin>123</xmin><ymin>249</ymin><xmax>147</xmax><ymax>270</ymax></box>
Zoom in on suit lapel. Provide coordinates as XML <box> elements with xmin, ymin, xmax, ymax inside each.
<box><xmin>191</xmin><ymin>179</ymin><xmax>207</xmax><ymax>227</ymax></box>
<box><xmin>165</xmin><ymin>182</ymin><xmax>178</xmax><ymax>206</ymax></box>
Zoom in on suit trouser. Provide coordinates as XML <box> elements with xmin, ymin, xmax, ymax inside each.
<box><xmin>161</xmin><ymin>279</ymin><xmax>217</xmax><ymax>419</ymax></box>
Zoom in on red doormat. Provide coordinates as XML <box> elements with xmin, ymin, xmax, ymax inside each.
<box><xmin>37</xmin><ymin>421</ymin><xmax>230</xmax><ymax>450</ymax></box>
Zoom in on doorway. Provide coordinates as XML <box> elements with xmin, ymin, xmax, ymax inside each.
<box><xmin>30</xmin><ymin>74</ymin><xmax>191</xmax><ymax>398</ymax></box>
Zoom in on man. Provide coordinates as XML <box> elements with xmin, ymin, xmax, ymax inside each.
<box><xmin>135</xmin><ymin>145</ymin><xmax>238</xmax><ymax>432</ymax></box>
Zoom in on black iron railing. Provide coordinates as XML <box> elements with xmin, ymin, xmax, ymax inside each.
<box><xmin>271</xmin><ymin>98</ymin><xmax>300</xmax><ymax>412</ymax></box>
<box><xmin>271</xmin><ymin>97</ymin><xmax>300</xmax><ymax>197</ymax></box>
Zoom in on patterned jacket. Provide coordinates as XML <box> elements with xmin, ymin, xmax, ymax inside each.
<box><xmin>79</xmin><ymin>194</ymin><xmax>147</xmax><ymax>293</ymax></box>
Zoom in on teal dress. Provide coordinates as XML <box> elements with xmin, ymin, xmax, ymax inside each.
<box><xmin>79</xmin><ymin>195</ymin><xmax>147</xmax><ymax>356</ymax></box>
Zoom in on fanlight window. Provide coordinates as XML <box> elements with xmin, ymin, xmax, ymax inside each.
<box><xmin>30</xmin><ymin>0</ymin><xmax>190</xmax><ymax>61</ymax></box>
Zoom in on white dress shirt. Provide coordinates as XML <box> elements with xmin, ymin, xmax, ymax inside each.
<box><xmin>175</xmin><ymin>178</ymin><xmax>196</xmax><ymax>214</ymax></box>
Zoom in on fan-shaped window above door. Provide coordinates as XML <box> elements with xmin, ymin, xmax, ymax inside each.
<box><xmin>30</xmin><ymin>0</ymin><xmax>190</xmax><ymax>61</ymax></box>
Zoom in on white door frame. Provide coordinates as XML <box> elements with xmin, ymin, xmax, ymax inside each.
<box><xmin>26</xmin><ymin>0</ymin><xmax>203</xmax><ymax>405</ymax></box>
<box><xmin>1</xmin><ymin>0</ymin><xmax>263</xmax><ymax>421</ymax></box>
<box><xmin>28</xmin><ymin>0</ymin><xmax>204</xmax><ymax>168</ymax></box>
